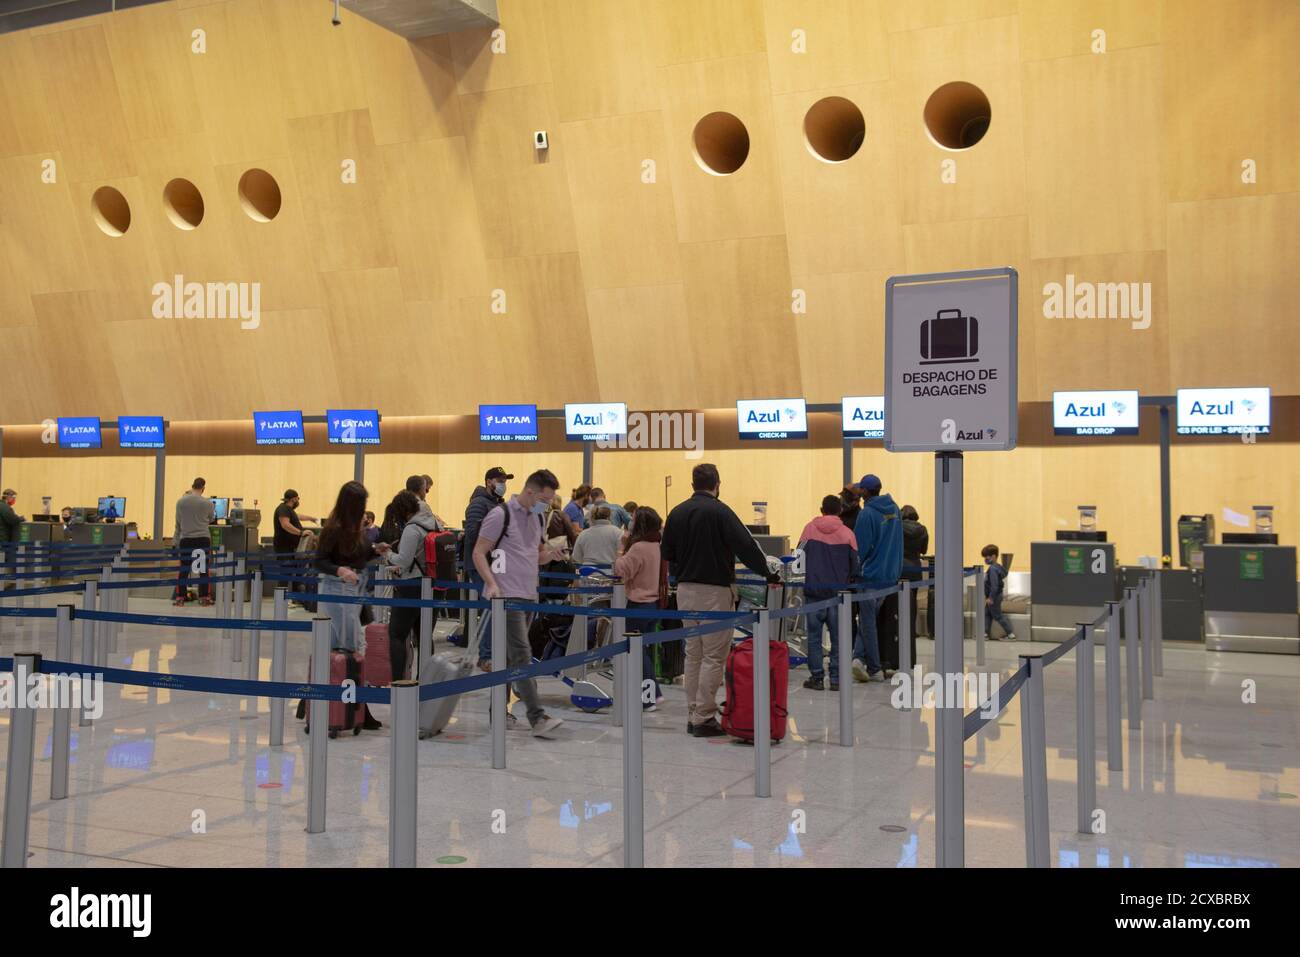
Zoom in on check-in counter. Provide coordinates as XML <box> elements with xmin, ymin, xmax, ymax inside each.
<box><xmin>68</xmin><ymin>522</ymin><xmax>126</xmax><ymax>547</ymax></box>
<box><xmin>1203</xmin><ymin>544</ymin><xmax>1298</xmax><ymax>654</ymax></box>
<box><xmin>15</xmin><ymin>522</ymin><xmax>58</xmax><ymax>545</ymax></box>
<box><xmin>1030</xmin><ymin>541</ymin><xmax>1118</xmax><ymax>642</ymax></box>
<box><xmin>1120</xmin><ymin>565</ymin><xmax>1203</xmax><ymax>643</ymax></box>
<box><xmin>208</xmin><ymin>524</ymin><xmax>260</xmax><ymax>556</ymax></box>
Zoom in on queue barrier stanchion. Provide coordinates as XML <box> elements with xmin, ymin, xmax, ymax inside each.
<box><xmin>1140</xmin><ymin>578</ymin><xmax>1154</xmax><ymax>701</ymax></box>
<box><xmin>1075</xmin><ymin>621</ymin><xmax>1096</xmax><ymax>835</ymax></box>
<box><xmin>79</xmin><ymin>580</ymin><xmax>97</xmax><ymax>727</ymax></box>
<box><xmin>111</xmin><ymin>558</ymin><xmax>125</xmax><ymax>652</ymax></box>
<box><xmin>231</xmin><ymin>559</ymin><xmax>246</xmax><ymax>663</ymax></box>
<box><xmin>1152</xmin><ymin>568</ymin><xmax>1164</xmax><ymax>677</ymax></box>
<box><xmin>490</xmin><ymin>596</ymin><xmax>506</xmax><ymax>770</ymax></box>
<box><xmin>624</xmin><ymin>628</ymin><xmax>644</xmax><ymax>868</ymax></box>
<box><xmin>306</xmin><ymin>617</ymin><xmax>330</xmax><ymax>834</ymax></box>
<box><xmin>1104</xmin><ymin>600</ymin><xmax>1123</xmax><ymax>772</ymax></box>
<box><xmin>899</xmin><ymin>581</ymin><xmax>913</xmax><ymax>707</ymax></box>
<box><xmin>217</xmin><ymin>546</ymin><xmax>229</xmax><ymax>641</ymax></box>
<box><xmin>612</xmin><ymin>583</ymin><xmax>626</xmax><ymax>729</ymax></box>
<box><xmin>389</xmin><ymin>679</ymin><xmax>418</xmax><ymax>868</ymax></box>
<box><xmin>974</xmin><ymin>564</ymin><xmax>986</xmax><ymax>667</ymax></box>
<box><xmin>837</xmin><ymin>591</ymin><xmax>853</xmax><ymax>744</ymax></box>
<box><xmin>753</xmin><ymin>585</ymin><xmax>780</xmax><ymax>799</ymax></box>
<box><xmin>1123</xmin><ymin>587</ymin><xmax>1140</xmax><ymax>731</ymax></box>
<box><xmin>51</xmin><ymin>606</ymin><xmax>74</xmax><ymax>801</ymax></box>
<box><xmin>95</xmin><ymin>567</ymin><xmax>111</xmax><ymax>668</ymax></box>
<box><xmin>1</xmin><ymin>652</ymin><xmax>40</xmax><ymax>868</ymax></box>
<box><xmin>270</xmin><ymin>588</ymin><xmax>288</xmax><ymax>747</ymax></box>
<box><xmin>1018</xmin><ymin>653</ymin><xmax>1050</xmax><ymax>868</ymax></box>
<box><xmin>247</xmin><ymin>570</ymin><xmax>264</xmax><ymax>683</ymax></box>
<box><xmin>419</xmin><ymin>578</ymin><xmax>433</xmax><ymax>681</ymax></box>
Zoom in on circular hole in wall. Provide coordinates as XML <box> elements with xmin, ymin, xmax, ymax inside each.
<box><xmin>804</xmin><ymin>96</ymin><xmax>866</xmax><ymax>163</ymax></box>
<box><xmin>163</xmin><ymin>177</ymin><xmax>205</xmax><ymax>230</ymax></box>
<box><xmin>923</xmin><ymin>81</ymin><xmax>992</xmax><ymax>150</ymax></box>
<box><xmin>238</xmin><ymin>168</ymin><xmax>282</xmax><ymax>222</ymax></box>
<box><xmin>90</xmin><ymin>186</ymin><xmax>131</xmax><ymax>237</ymax></box>
<box><xmin>692</xmin><ymin>111</ymin><xmax>750</xmax><ymax>175</ymax></box>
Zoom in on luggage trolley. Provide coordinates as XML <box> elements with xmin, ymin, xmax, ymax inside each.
<box><xmin>734</xmin><ymin>556</ymin><xmax>807</xmax><ymax>665</ymax></box>
<box><xmin>544</xmin><ymin>566</ymin><xmax>617</xmax><ymax>712</ymax></box>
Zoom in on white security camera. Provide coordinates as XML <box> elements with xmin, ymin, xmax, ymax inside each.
<box><xmin>534</xmin><ymin>130</ymin><xmax>549</xmax><ymax>150</ymax></box>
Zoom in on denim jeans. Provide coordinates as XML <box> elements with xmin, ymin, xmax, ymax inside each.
<box><xmin>985</xmin><ymin>599</ymin><xmax>1015</xmax><ymax>639</ymax></box>
<box><xmin>628</xmin><ymin>600</ymin><xmax>664</xmax><ymax>704</ymax></box>
<box><xmin>804</xmin><ymin>596</ymin><xmax>841</xmax><ymax>681</ymax></box>
<box><xmin>174</xmin><ymin>538</ymin><xmax>212</xmax><ymax>600</ymax></box>
<box><xmin>852</xmin><ymin>595</ymin><xmax>883</xmax><ymax>674</ymax></box>
<box><xmin>318</xmin><ymin>574</ymin><xmax>363</xmax><ymax>653</ymax></box>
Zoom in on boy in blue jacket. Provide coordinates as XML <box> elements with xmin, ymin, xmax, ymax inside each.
<box><xmin>982</xmin><ymin>544</ymin><xmax>1017</xmax><ymax>641</ymax></box>
<box><xmin>852</xmin><ymin>475</ymin><xmax>903</xmax><ymax>681</ymax></box>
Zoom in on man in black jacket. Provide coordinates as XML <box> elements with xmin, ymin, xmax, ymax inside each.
<box><xmin>0</xmin><ymin>489</ymin><xmax>24</xmax><ymax>545</ymax></box>
<box><xmin>464</xmin><ymin>467</ymin><xmax>511</xmax><ymax>666</ymax></box>
<box><xmin>661</xmin><ymin>463</ymin><xmax>779</xmax><ymax>738</ymax></box>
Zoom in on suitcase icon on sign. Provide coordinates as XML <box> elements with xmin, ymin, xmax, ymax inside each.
<box><xmin>919</xmin><ymin>308</ymin><xmax>979</xmax><ymax>365</ymax></box>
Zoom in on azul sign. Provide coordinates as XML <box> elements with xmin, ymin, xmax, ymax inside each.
<box><xmin>1052</xmin><ymin>390</ymin><xmax>1139</xmax><ymax>436</ymax></box>
<box><xmin>841</xmin><ymin>396</ymin><xmax>885</xmax><ymax>439</ymax></box>
<box><xmin>480</xmin><ymin>404</ymin><xmax>538</xmax><ymax>442</ymax></box>
<box><xmin>117</xmin><ymin>416</ymin><xmax>165</xmax><ymax>449</ymax></box>
<box><xmin>57</xmin><ymin>417</ymin><xmax>102</xmax><ymax>449</ymax></box>
<box><xmin>737</xmin><ymin>399</ymin><xmax>808</xmax><ymax>440</ymax></box>
<box><xmin>253</xmin><ymin>411</ymin><xmax>305</xmax><ymax>446</ymax></box>
<box><xmin>327</xmin><ymin>410</ymin><xmax>380</xmax><ymax>445</ymax></box>
<box><xmin>564</xmin><ymin>402</ymin><xmax>627</xmax><ymax>442</ymax></box>
<box><xmin>1177</xmin><ymin>388</ymin><xmax>1270</xmax><ymax>436</ymax></box>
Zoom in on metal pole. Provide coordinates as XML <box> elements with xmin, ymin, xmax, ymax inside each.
<box><xmin>611</xmin><ymin>583</ymin><xmax>626</xmax><ymax>728</ymax></box>
<box><xmin>354</xmin><ymin>446</ymin><xmax>365</xmax><ymax>485</ymax></box>
<box><xmin>582</xmin><ymin>441</ymin><xmax>594</xmax><ymax>487</ymax></box>
<box><xmin>1019</xmin><ymin>654</ymin><xmax>1050</xmax><ymax>868</ymax></box>
<box><xmin>1075</xmin><ymin>623</ymin><xmax>1096</xmax><ymax>835</ymax></box>
<box><xmin>491</xmin><ymin>597</ymin><xmax>506</xmax><ymax>769</ymax></box>
<box><xmin>388</xmin><ymin>680</ymin><xmax>418</xmax><ymax>867</ymax></box>
<box><xmin>247</xmin><ymin>570</ymin><xmax>263</xmax><ymax>681</ymax></box>
<box><xmin>79</xmin><ymin>580</ymin><xmax>97</xmax><ymax>727</ymax></box>
<box><xmin>1104</xmin><ymin>600</ymin><xmax>1122</xmax><ymax>771</ymax></box>
<box><xmin>96</xmin><ymin>566</ymin><xmax>110</xmax><ymax>667</ymax></box>
<box><xmin>109</xmin><ymin>559</ymin><xmax>123</xmax><ymax>653</ymax></box>
<box><xmin>231</xmin><ymin>558</ymin><xmax>245</xmax><ymax>663</ymax></box>
<box><xmin>842</xmin><ymin>439</ymin><xmax>853</xmax><ymax>488</ymax></box>
<box><xmin>1139</xmin><ymin>580</ymin><xmax>1153</xmax><ymax>701</ymax></box>
<box><xmin>153</xmin><ymin>446</ymin><xmax>166</xmax><ymax>541</ymax></box>
<box><xmin>51</xmin><ymin>606</ymin><xmax>74</xmax><ymax>800</ymax></box>
<box><xmin>838</xmin><ymin>591</ymin><xmax>853</xmax><ymax>741</ymax></box>
<box><xmin>1</xmin><ymin>652</ymin><xmax>40</xmax><ymax>868</ymax></box>
<box><xmin>1123</xmin><ymin>588</ymin><xmax>1141</xmax><ymax>730</ymax></box>
<box><xmin>1159</xmin><ymin>405</ymin><xmax>1172</xmax><ymax>560</ymax></box>
<box><xmin>623</xmin><ymin>629</ymin><xmax>644</xmax><ymax>868</ymax></box>
<box><xmin>899</xmin><ymin>580</ymin><xmax>913</xmax><ymax>691</ymax></box>
<box><xmin>975</xmin><ymin>564</ymin><xmax>986</xmax><ymax>666</ymax></box>
<box><xmin>306</xmin><ymin>618</ymin><xmax>330</xmax><ymax>834</ymax></box>
<box><xmin>934</xmin><ymin>451</ymin><xmax>965</xmax><ymax>867</ymax></box>
<box><xmin>419</xmin><ymin>577</ymin><xmax>433</xmax><ymax>680</ymax></box>
<box><xmin>754</xmin><ymin>604</ymin><xmax>772</xmax><ymax>799</ymax></box>
<box><xmin>217</xmin><ymin>546</ymin><xmax>229</xmax><ymax>641</ymax></box>
<box><xmin>270</xmin><ymin>588</ymin><xmax>287</xmax><ymax>747</ymax></box>
<box><xmin>1152</xmin><ymin>568</ymin><xmax>1164</xmax><ymax>677</ymax></box>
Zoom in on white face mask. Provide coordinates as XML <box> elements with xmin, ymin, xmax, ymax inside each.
<box><xmin>493</xmin><ymin>482</ymin><xmax>506</xmax><ymax>496</ymax></box>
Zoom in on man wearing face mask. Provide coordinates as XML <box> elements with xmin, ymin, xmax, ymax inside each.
<box><xmin>472</xmin><ymin>469</ymin><xmax>567</xmax><ymax>737</ymax></box>
<box><xmin>0</xmin><ymin>489</ymin><xmax>24</xmax><ymax>545</ymax></box>
<box><xmin>463</xmin><ymin>468</ymin><xmax>511</xmax><ymax>666</ymax></box>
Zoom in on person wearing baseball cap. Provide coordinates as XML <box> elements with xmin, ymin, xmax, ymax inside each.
<box><xmin>462</xmin><ymin>467</ymin><xmax>513</xmax><ymax>664</ymax></box>
<box><xmin>273</xmin><ymin>489</ymin><xmax>316</xmax><ymax>555</ymax></box>
<box><xmin>851</xmin><ymin>473</ymin><xmax>903</xmax><ymax>682</ymax></box>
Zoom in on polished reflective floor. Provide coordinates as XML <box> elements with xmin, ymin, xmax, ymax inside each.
<box><xmin>1</xmin><ymin>596</ymin><xmax>1296</xmax><ymax>867</ymax></box>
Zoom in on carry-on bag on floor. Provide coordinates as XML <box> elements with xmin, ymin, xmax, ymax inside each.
<box><xmin>876</xmin><ymin>592</ymin><xmax>900</xmax><ymax>672</ymax></box>
<box><xmin>363</xmin><ymin>621</ymin><xmax>408</xmax><ymax>686</ymax></box>
<box><xmin>720</xmin><ymin>637</ymin><xmax>789</xmax><ymax>744</ymax></box>
<box><xmin>304</xmin><ymin>649</ymin><xmax>365</xmax><ymax>738</ymax></box>
<box><xmin>416</xmin><ymin>608</ymin><xmax>487</xmax><ymax>738</ymax></box>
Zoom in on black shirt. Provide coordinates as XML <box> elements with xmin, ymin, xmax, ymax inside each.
<box><xmin>660</xmin><ymin>491</ymin><xmax>771</xmax><ymax>588</ymax></box>
<box><xmin>273</xmin><ymin>503</ymin><xmax>302</xmax><ymax>554</ymax></box>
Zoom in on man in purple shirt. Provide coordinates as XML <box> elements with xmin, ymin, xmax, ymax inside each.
<box><xmin>472</xmin><ymin>469</ymin><xmax>567</xmax><ymax>737</ymax></box>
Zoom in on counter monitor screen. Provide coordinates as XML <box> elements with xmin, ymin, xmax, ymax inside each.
<box><xmin>738</xmin><ymin>398</ymin><xmax>808</xmax><ymax>440</ymax></box>
<box><xmin>1052</xmin><ymin>390</ymin><xmax>1139</xmax><ymax>436</ymax></box>
<box><xmin>564</xmin><ymin>402</ymin><xmax>627</xmax><ymax>442</ymax></box>
<box><xmin>211</xmin><ymin>498</ymin><xmax>229</xmax><ymax>521</ymax></box>
<box><xmin>1176</xmin><ymin>387</ymin><xmax>1270</xmax><ymax>436</ymax></box>
<box><xmin>480</xmin><ymin>404</ymin><xmax>539</xmax><ymax>442</ymax></box>
<box><xmin>841</xmin><ymin>396</ymin><xmax>884</xmax><ymax>439</ymax></box>
<box><xmin>97</xmin><ymin>497</ymin><xmax>126</xmax><ymax>520</ymax></box>
<box><xmin>117</xmin><ymin>415</ymin><xmax>165</xmax><ymax>448</ymax></box>
<box><xmin>253</xmin><ymin>411</ymin><xmax>305</xmax><ymax>445</ymax></box>
<box><xmin>57</xmin><ymin>417</ymin><xmax>102</xmax><ymax>449</ymax></box>
<box><xmin>326</xmin><ymin>409</ymin><xmax>380</xmax><ymax>445</ymax></box>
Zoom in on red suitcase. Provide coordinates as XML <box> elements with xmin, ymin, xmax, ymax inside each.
<box><xmin>363</xmin><ymin>622</ymin><xmax>400</xmax><ymax>686</ymax></box>
<box><xmin>305</xmin><ymin>649</ymin><xmax>365</xmax><ymax>738</ymax></box>
<box><xmin>721</xmin><ymin>638</ymin><xmax>789</xmax><ymax>743</ymax></box>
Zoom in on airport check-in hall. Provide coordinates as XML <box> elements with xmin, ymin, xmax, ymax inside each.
<box><xmin>0</xmin><ymin>0</ymin><xmax>1298</xmax><ymax>918</ymax></box>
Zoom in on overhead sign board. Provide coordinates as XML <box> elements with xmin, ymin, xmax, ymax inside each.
<box><xmin>326</xmin><ymin>409</ymin><xmax>381</xmax><ymax>445</ymax></box>
<box><xmin>842</xmin><ymin>395</ymin><xmax>885</xmax><ymax>439</ymax></box>
<box><xmin>737</xmin><ymin>398</ymin><xmax>808</xmax><ymax>440</ymax></box>
<box><xmin>1176</xmin><ymin>387</ymin><xmax>1270</xmax><ymax>436</ymax></box>
<box><xmin>117</xmin><ymin>416</ymin><xmax>165</xmax><ymax>448</ymax></box>
<box><xmin>564</xmin><ymin>402</ymin><xmax>626</xmax><ymax>442</ymax></box>
<box><xmin>884</xmin><ymin>267</ymin><xmax>1018</xmax><ymax>452</ymax></box>
<box><xmin>480</xmin><ymin>404</ymin><xmax>539</xmax><ymax>443</ymax></box>
<box><xmin>57</xmin><ymin>417</ymin><xmax>102</xmax><ymax>449</ymax></box>
<box><xmin>1052</xmin><ymin>390</ymin><xmax>1139</xmax><ymax>436</ymax></box>
<box><xmin>253</xmin><ymin>411</ymin><xmax>305</xmax><ymax>446</ymax></box>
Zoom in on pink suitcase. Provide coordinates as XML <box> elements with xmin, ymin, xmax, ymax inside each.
<box><xmin>363</xmin><ymin>622</ymin><xmax>398</xmax><ymax>686</ymax></box>
<box><xmin>305</xmin><ymin>650</ymin><xmax>365</xmax><ymax>738</ymax></box>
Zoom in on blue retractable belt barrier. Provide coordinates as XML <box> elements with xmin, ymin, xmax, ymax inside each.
<box><xmin>0</xmin><ymin>606</ymin><xmax>58</xmax><ymax>619</ymax></box>
<box><xmin>962</xmin><ymin>662</ymin><xmax>1030</xmax><ymax>741</ymax></box>
<box><xmin>1041</xmin><ymin>628</ymin><xmax>1083</xmax><ymax>668</ymax></box>
<box><xmin>74</xmin><ymin>608</ymin><xmax>313</xmax><ymax>631</ymax></box>
<box><xmin>0</xmin><ymin>583</ymin><xmax>91</xmax><ymax>598</ymax></box>
<box><xmin>300</xmin><ymin>591</ymin><xmax>490</xmax><ymax>611</ymax></box>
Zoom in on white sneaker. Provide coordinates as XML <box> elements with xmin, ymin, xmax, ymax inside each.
<box><xmin>852</xmin><ymin>659</ymin><xmax>870</xmax><ymax>683</ymax></box>
<box><xmin>530</xmin><ymin>714</ymin><xmax>564</xmax><ymax>738</ymax></box>
<box><xmin>867</xmin><ymin>671</ymin><xmax>886</xmax><ymax>683</ymax></box>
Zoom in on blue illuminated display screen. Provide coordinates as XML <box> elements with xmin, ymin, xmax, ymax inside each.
<box><xmin>480</xmin><ymin>404</ymin><xmax>539</xmax><ymax>442</ymax></box>
<box><xmin>326</xmin><ymin>410</ymin><xmax>381</xmax><ymax>445</ymax></box>
<box><xmin>117</xmin><ymin>416</ymin><xmax>165</xmax><ymax>448</ymax></box>
<box><xmin>253</xmin><ymin>411</ymin><xmax>305</xmax><ymax>446</ymax></box>
<box><xmin>58</xmin><ymin>417</ymin><xmax>102</xmax><ymax>449</ymax></box>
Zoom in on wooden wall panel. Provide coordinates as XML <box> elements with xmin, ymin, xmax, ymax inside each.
<box><xmin>659</xmin><ymin>0</ymin><xmax>767</xmax><ymax>65</ymax></box>
<box><xmin>762</xmin><ymin>0</ymin><xmax>891</xmax><ymax>94</ymax></box>
<box><xmin>0</xmin><ymin>33</ymin><xmax>55</xmax><ymax>158</ymax></box>
<box><xmin>448</xmin><ymin>0</ymin><xmax>553</xmax><ymax>94</ymax></box>
<box><xmin>543</xmin><ymin>0</ymin><xmax>665</xmax><ymax>122</ymax></box>
<box><xmin>102</xmin><ymin>2</ymin><xmax>204</xmax><ymax>143</ymax></box>
<box><xmin>788</xmin><ymin>269</ymin><xmax>890</xmax><ymax>401</ymax></box>
<box><xmin>585</xmin><ymin>284</ymin><xmax>699</xmax><ymax>409</ymax></box>
<box><xmin>354</xmin><ymin>33</ymin><xmax>463</xmax><ymax>146</ymax></box>
<box><xmin>1018</xmin><ymin>0</ymin><xmax>1163</xmax><ymax>62</ymax></box>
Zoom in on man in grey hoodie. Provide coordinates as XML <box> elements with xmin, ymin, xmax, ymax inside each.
<box><xmin>572</xmin><ymin>506</ymin><xmax>623</xmax><ymax>566</ymax></box>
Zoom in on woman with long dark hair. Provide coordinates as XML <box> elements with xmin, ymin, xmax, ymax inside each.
<box><xmin>315</xmin><ymin>480</ymin><xmax>389</xmax><ymax>656</ymax></box>
<box><xmin>380</xmin><ymin>489</ymin><xmax>435</xmax><ymax>681</ymax></box>
<box><xmin>613</xmin><ymin>505</ymin><xmax>667</xmax><ymax>709</ymax></box>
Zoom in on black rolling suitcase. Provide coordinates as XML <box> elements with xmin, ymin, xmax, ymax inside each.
<box><xmin>876</xmin><ymin>592</ymin><xmax>900</xmax><ymax>671</ymax></box>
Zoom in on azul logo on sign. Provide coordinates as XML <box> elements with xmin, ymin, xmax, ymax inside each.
<box><xmin>253</xmin><ymin>411</ymin><xmax>305</xmax><ymax>445</ymax></box>
<box><xmin>841</xmin><ymin>396</ymin><xmax>885</xmax><ymax>439</ymax></box>
<box><xmin>564</xmin><ymin>403</ymin><xmax>627</xmax><ymax>441</ymax></box>
<box><xmin>737</xmin><ymin>399</ymin><xmax>808</xmax><ymax>440</ymax></box>
<box><xmin>117</xmin><ymin>416</ymin><xmax>165</xmax><ymax>449</ymax></box>
<box><xmin>1052</xmin><ymin>390</ymin><xmax>1139</xmax><ymax>436</ymax></box>
<box><xmin>1177</xmin><ymin>387</ymin><xmax>1270</xmax><ymax>435</ymax></box>
<box><xmin>57</xmin><ymin>417</ymin><xmax>102</xmax><ymax>449</ymax></box>
<box><xmin>326</xmin><ymin>409</ymin><xmax>380</xmax><ymax>445</ymax></box>
<box><xmin>480</xmin><ymin>404</ymin><xmax>538</xmax><ymax>442</ymax></box>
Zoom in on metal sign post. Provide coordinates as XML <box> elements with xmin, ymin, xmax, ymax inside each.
<box><xmin>885</xmin><ymin>266</ymin><xmax>1018</xmax><ymax>870</ymax></box>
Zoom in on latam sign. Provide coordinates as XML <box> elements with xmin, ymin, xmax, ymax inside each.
<box><xmin>1052</xmin><ymin>390</ymin><xmax>1139</xmax><ymax>436</ymax></box>
<box><xmin>564</xmin><ymin>402</ymin><xmax>627</xmax><ymax>442</ymax></box>
<box><xmin>57</xmin><ymin>417</ymin><xmax>102</xmax><ymax>449</ymax></box>
<box><xmin>737</xmin><ymin>398</ymin><xmax>808</xmax><ymax>440</ymax></box>
<box><xmin>253</xmin><ymin>411</ymin><xmax>305</xmax><ymax>446</ymax></box>
<box><xmin>327</xmin><ymin>409</ymin><xmax>381</xmax><ymax>445</ymax></box>
<box><xmin>117</xmin><ymin>416</ymin><xmax>165</xmax><ymax>449</ymax></box>
<box><xmin>1177</xmin><ymin>387</ymin><xmax>1270</xmax><ymax>436</ymax></box>
<box><xmin>841</xmin><ymin>396</ymin><xmax>885</xmax><ymax>439</ymax></box>
<box><xmin>480</xmin><ymin>404</ymin><xmax>538</xmax><ymax>442</ymax></box>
